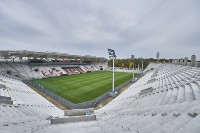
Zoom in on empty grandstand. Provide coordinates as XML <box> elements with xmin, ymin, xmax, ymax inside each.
<box><xmin>0</xmin><ymin>49</ymin><xmax>200</xmax><ymax>133</ymax></box>
<box><xmin>1</xmin><ymin>0</ymin><xmax>200</xmax><ymax>132</ymax></box>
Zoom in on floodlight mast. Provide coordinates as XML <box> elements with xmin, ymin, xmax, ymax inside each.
<box><xmin>142</xmin><ymin>60</ymin><xmax>143</xmax><ymax>70</ymax></box>
<box><xmin>140</xmin><ymin>57</ymin><xmax>144</xmax><ymax>75</ymax></box>
<box><xmin>131</xmin><ymin>55</ymin><xmax>134</xmax><ymax>82</ymax></box>
<box><xmin>142</xmin><ymin>60</ymin><xmax>144</xmax><ymax>75</ymax></box>
<box><xmin>112</xmin><ymin>57</ymin><xmax>114</xmax><ymax>92</ymax></box>
<box><xmin>108</xmin><ymin>49</ymin><xmax>116</xmax><ymax>93</ymax></box>
<box><xmin>156</xmin><ymin>51</ymin><xmax>160</xmax><ymax>63</ymax></box>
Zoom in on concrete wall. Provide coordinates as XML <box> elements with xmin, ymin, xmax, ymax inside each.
<box><xmin>51</xmin><ymin>115</ymin><xmax>96</xmax><ymax>124</ymax></box>
<box><xmin>195</xmin><ymin>62</ymin><xmax>200</xmax><ymax>68</ymax></box>
<box><xmin>0</xmin><ymin>99</ymin><xmax>13</xmax><ymax>104</ymax></box>
<box><xmin>65</xmin><ymin>108</ymin><xmax>94</xmax><ymax>116</ymax></box>
<box><xmin>184</xmin><ymin>57</ymin><xmax>188</xmax><ymax>66</ymax></box>
<box><xmin>0</xmin><ymin>95</ymin><xmax>13</xmax><ymax>104</ymax></box>
<box><xmin>180</xmin><ymin>58</ymin><xmax>183</xmax><ymax>65</ymax></box>
<box><xmin>175</xmin><ymin>59</ymin><xmax>178</xmax><ymax>65</ymax></box>
<box><xmin>0</xmin><ymin>84</ymin><xmax>6</xmax><ymax>89</ymax></box>
<box><xmin>0</xmin><ymin>96</ymin><xmax>11</xmax><ymax>100</ymax></box>
<box><xmin>187</xmin><ymin>62</ymin><xmax>191</xmax><ymax>66</ymax></box>
<box><xmin>191</xmin><ymin>55</ymin><xmax>196</xmax><ymax>67</ymax></box>
<box><xmin>139</xmin><ymin>87</ymin><xmax>153</xmax><ymax>96</ymax></box>
<box><xmin>164</xmin><ymin>56</ymin><xmax>199</xmax><ymax>68</ymax></box>
<box><xmin>51</xmin><ymin>108</ymin><xmax>96</xmax><ymax>124</ymax></box>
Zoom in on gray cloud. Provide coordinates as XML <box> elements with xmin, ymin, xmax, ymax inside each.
<box><xmin>0</xmin><ymin>0</ymin><xmax>200</xmax><ymax>60</ymax></box>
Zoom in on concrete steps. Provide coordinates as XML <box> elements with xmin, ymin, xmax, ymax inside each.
<box><xmin>185</xmin><ymin>85</ymin><xmax>196</xmax><ymax>102</ymax></box>
<box><xmin>162</xmin><ymin>89</ymin><xmax>172</xmax><ymax>105</ymax></box>
<box><xmin>154</xmin><ymin>112</ymin><xmax>194</xmax><ymax>133</ymax></box>
<box><xmin>175</xmin><ymin>112</ymin><xmax>200</xmax><ymax>133</ymax></box>
<box><xmin>51</xmin><ymin>115</ymin><xmax>96</xmax><ymax>124</ymax></box>
<box><xmin>168</xmin><ymin>88</ymin><xmax>178</xmax><ymax>104</ymax></box>
<box><xmin>177</xmin><ymin>86</ymin><xmax>185</xmax><ymax>103</ymax></box>
<box><xmin>51</xmin><ymin>108</ymin><xmax>96</xmax><ymax>124</ymax></box>
<box><xmin>190</xmin><ymin>83</ymin><xmax>200</xmax><ymax>100</ymax></box>
<box><xmin>130</xmin><ymin>112</ymin><xmax>176</xmax><ymax>133</ymax></box>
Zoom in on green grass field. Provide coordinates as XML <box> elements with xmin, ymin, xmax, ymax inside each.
<box><xmin>33</xmin><ymin>71</ymin><xmax>135</xmax><ymax>103</ymax></box>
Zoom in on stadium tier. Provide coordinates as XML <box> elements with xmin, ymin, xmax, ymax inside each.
<box><xmin>0</xmin><ymin>58</ymin><xmax>200</xmax><ymax>132</ymax></box>
<box><xmin>0</xmin><ymin>62</ymin><xmax>99</xmax><ymax>80</ymax></box>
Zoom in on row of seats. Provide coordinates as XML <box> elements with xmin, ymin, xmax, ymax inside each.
<box><xmin>0</xmin><ymin>62</ymin><xmax>99</xmax><ymax>80</ymax></box>
<box><xmin>0</xmin><ymin>63</ymin><xmax>200</xmax><ymax>132</ymax></box>
<box><xmin>63</xmin><ymin>68</ymin><xmax>84</xmax><ymax>75</ymax></box>
<box><xmin>31</xmin><ymin>63</ymin><xmax>200</xmax><ymax>133</ymax></box>
<box><xmin>93</xmin><ymin>64</ymin><xmax>200</xmax><ymax>133</ymax></box>
<box><xmin>0</xmin><ymin>74</ymin><xmax>64</xmax><ymax>132</ymax></box>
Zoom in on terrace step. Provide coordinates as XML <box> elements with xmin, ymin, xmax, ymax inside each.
<box><xmin>51</xmin><ymin>115</ymin><xmax>96</xmax><ymax>124</ymax></box>
<box><xmin>52</xmin><ymin>108</ymin><xmax>96</xmax><ymax>124</ymax></box>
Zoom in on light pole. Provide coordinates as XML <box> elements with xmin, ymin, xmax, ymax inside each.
<box><xmin>140</xmin><ymin>57</ymin><xmax>144</xmax><ymax>75</ymax></box>
<box><xmin>142</xmin><ymin>60</ymin><xmax>144</xmax><ymax>75</ymax></box>
<box><xmin>131</xmin><ymin>55</ymin><xmax>134</xmax><ymax>82</ymax></box>
<box><xmin>156</xmin><ymin>51</ymin><xmax>160</xmax><ymax>63</ymax></box>
<box><xmin>142</xmin><ymin>60</ymin><xmax>143</xmax><ymax>70</ymax></box>
<box><xmin>108</xmin><ymin>49</ymin><xmax>116</xmax><ymax>93</ymax></box>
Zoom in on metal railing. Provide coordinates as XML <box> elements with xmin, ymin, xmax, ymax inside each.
<box><xmin>24</xmin><ymin>79</ymin><xmax>132</xmax><ymax>109</ymax></box>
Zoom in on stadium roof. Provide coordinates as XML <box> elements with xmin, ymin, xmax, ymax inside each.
<box><xmin>0</xmin><ymin>50</ymin><xmax>107</xmax><ymax>61</ymax></box>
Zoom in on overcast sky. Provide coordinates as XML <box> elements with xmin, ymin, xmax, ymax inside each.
<box><xmin>0</xmin><ymin>0</ymin><xmax>199</xmax><ymax>60</ymax></box>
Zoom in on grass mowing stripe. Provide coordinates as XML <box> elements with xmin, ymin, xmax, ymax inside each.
<box><xmin>35</xmin><ymin>71</ymin><xmax>132</xmax><ymax>102</ymax></box>
<box><xmin>65</xmin><ymin>72</ymin><xmax>128</xmax><ymax>95</ymax></box>
<box><xmin>39</xmin><ymin>72</ymin><xmax>111</xmax><ymax>86</ymax></box>
<box><xmin>44</xmin><ymin>72</ymin><xmax>112</xmax><ymax>94</ymax></box>
<box><xmin>70</xmin><ymin>72</ymin><xmax>131</xmax><ymax>97</ymax></box>
<box><xmin>78</xmin><ymin>73</ymin><xmax>132</xmax><ymax>96</ymax></box>
<box><xmin>77</xmin><ymin>75</ymin><xmax>132</xmax><ymax>102</ymax></box>
<box><xmin>33</xmin><ymin>71</ymin><xmax>135</xmax><ymax>103</ymax></box>
<box><xmin>35</xmin><ymin>72</ymin><xmax>123</xmax><ymax>96</ymax></box>
<box><xmin>43</xmin><ymin>72</ymin><xmax>113</xmax><ymax>92</ymax></box>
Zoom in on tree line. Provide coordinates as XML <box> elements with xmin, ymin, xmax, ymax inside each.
<box><xmin>108</xmin><ymin>58</ymin><xmax>171</xmax><ymax>69</ymax></box>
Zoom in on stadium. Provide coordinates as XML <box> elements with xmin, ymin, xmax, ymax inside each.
<box><xmin>0</xmin><ymin>51</ymin><xmax>200</xmax><ymax>133</ymax></box>
<box><xmin>1</xmin><ymin>0</ymin><xmax>200</xmax><ymax>133</ymax></box>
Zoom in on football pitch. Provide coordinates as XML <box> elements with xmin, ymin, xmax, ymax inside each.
<box><xmin>33</xmin><ymin>71</ymin><xmax>135</xmax><ymax>104</ymax></box>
